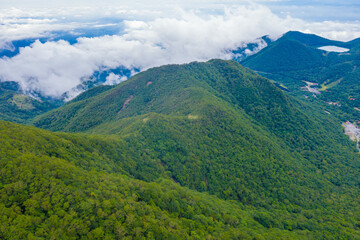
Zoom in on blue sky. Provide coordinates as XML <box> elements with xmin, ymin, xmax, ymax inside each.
<box><xmin>264</xmin><ymin>0</ymin><xmax>360</xmax><ymax>21</ymax></box>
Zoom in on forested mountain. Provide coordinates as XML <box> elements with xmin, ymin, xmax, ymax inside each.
<box><xmin>0</xmin><ymin>31</ymin><xmax>267</xmax><ymax>125</ymax></box>
<box><xmin>26</xmin><ymin>59</ymin><xmax>360</xmax><ymax>238</ymax></box>
<box><xmin>241</xmin><ymin>31</ymin><xmax>359</xmax><ymax>78</ymax></box>
<box><xmin>5</xmin><ymin>121</ymin><xmax>305</xmax><ymax>239</ymax></box>
<box><xmin>241</xmin><ymin>31</ymin><xmax>360</xmax><ymax>120</ymax></box>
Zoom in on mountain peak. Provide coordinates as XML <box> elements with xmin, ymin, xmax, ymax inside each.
<box><xmin>281</xmin><ymin>31</ymin><xmax>347</xmax><ymax>48</ymax></box>
<box><xmin>34</xmin><ymin>59</ymin><xmax>290</xmax><ymax>133</ymax></box>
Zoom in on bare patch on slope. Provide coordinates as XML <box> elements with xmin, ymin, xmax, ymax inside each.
<box><xmin>119</xmin><ymin>95</ymin><xmax>134</xmax><ymax>113</ymax></box>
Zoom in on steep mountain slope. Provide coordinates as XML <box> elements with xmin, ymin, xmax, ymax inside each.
<box><xmin>31</xmin><ymin>59</ymin><xmax>360</xmax><ymax>237</ymax></box>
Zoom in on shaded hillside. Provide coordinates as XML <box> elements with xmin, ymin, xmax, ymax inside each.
<box><xmin>241</xmin><ymin>31</ymin><xmax>360</xmax><ymax>120</ymax></box>
<box><xmin>241</xmin><ymin>31</ymin><xmax>358</xmax><ymax>86</ymax></box>
<box><xmin>241</xmin><ymin>38</ymin><xmax>325</xmax><ymax>72</ymax></box>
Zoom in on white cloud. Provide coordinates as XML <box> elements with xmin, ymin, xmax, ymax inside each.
<box><xmin>299</xmin><ymin>21</ymin><xmax>360</xmax><ymax>42</ymax></box>
<box><xmin>104</xmin><ymin>73</ymin><xmax>128</xmax><ymax>85</ymax></box>
<box><xmin>0</xmin><ymin>40</ymin><xmax>95</xmax><ymax>97</ymax></box>
<box><xmin>318</xmin><ymin>46</ymin><xmax>349</xmax><ymax>53</ymax></box>
<box><xmin>0</xmin><ymin>6</ymin><xmax>288</xmax><ymax>98</ymax></box>
<box><xmin>0</xmin><ymin>4</ymin><xmax>359</xmax><ymax>99</ymax></box>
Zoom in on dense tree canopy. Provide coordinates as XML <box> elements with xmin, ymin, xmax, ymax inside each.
<box><xmin>0</xmin><ymin>55</ymin><xmax>359</xmax><ymax>239</ymax></box>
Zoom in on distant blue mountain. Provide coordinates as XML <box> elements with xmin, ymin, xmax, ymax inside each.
<box><xmin>240</xmin><ymin>30</ymin><xmax>360</xmax><ymax>120</ymax></box>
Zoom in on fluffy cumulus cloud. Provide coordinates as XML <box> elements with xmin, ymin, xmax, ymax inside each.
<box><xmin>0</xmin><ymin>3</ymin><xmax>359</xmax><ymax>99</ymax></box>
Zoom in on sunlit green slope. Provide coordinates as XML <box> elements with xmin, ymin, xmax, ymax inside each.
<box><xmin>5</xmin><ymin>121</ymin><xmax>309</xmax><ymax>239</ymax></box>
<box><xmin>30</xmin><ymin>59</ymin><xmax>360</xmax><ymax>238</ymax></box>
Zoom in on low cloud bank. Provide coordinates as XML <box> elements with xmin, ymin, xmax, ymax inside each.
<box><xmin>0</xmin><ymin>5</ymin><xmax>359</xmax><ymax>99</ymax></box>
<box><xmin>318</xmin><ymin>46</ymin><xmax>350</xmax><ymax>53</ymax></box>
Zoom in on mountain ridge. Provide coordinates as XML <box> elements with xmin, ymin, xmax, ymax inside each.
<box><xmin>2</xmin><ymin>34</ymin><xmax>360</xmax><ymax>238</ymax></box>
<box><xmin>33</xmin><ymin>59</ymin><xmax>360</xmax><ymax>209</ymax></box>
